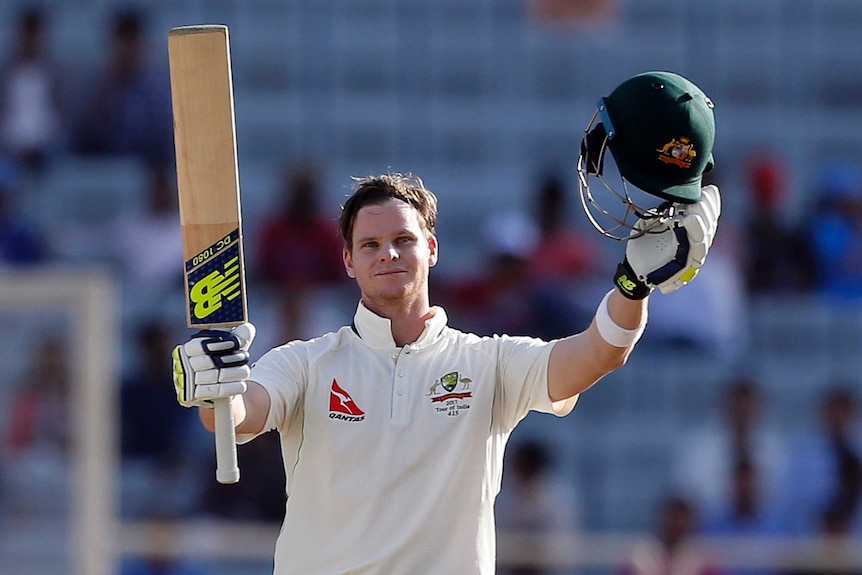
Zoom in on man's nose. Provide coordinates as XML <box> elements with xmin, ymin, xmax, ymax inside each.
<box><xmin>381</xmin><ymin>245</ymin><xmax>399</xmax><ymax>261</ymax></box>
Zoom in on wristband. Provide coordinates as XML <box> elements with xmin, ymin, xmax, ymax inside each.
<box><xmin>594</xmin><ymin>289</ymin><xmax>647</xmax><ymax>348</ymax></box>
<box><xmin>614</xmin><ymin>259</ymin><xmax>652</xmax><ymax>300</ymax></box>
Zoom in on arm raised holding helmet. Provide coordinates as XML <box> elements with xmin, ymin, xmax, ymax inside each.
<box><xmin>548</xmin><ymin>71</ymin><xmax>721</xmax><ymax>402</ymax></box>
<box><xmin>614</xmin><ymin>184</ymin><xmax>721</xmax><ymax>299</ymax></box>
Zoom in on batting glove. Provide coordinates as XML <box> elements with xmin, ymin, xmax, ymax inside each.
<box><xmin>614</xmin><ymin>184</ymin><xmax>721</xmax><ymax>299</ymax></box>
<box><xmin>172</xmin><ymin>322</ymin><xmax>256</xmax><ymax>408</ymax></box>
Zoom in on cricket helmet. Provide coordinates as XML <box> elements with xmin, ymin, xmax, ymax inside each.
<box><xmin>577</xmin><ymin>71</ymin><xmax>716</xmax><ymax>240</ymax></box>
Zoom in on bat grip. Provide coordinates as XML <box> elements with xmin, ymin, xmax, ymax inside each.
<box><xmin>213</xmin><ymin>397</ymin><xmax>240</xmax><ymax>484</ymax></box>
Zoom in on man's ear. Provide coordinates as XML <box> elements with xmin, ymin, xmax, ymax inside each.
<box><xmin>343</xmin><ymin>248</ymin><xmax>356</xmax><ymax>278</ymax></box>
<box><xmin>428</xmin><ymin>234</ymin><xmax>439</xmax><ymax>268</ymax></box>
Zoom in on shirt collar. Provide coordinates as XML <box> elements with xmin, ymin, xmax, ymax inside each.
<box><xmin>352</xmin><ymin>300</ymin><xmax>448</xmax><ymax>350</ymax></box>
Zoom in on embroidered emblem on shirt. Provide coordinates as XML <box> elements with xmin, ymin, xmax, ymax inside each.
<box><xmin>427</xmin><ymin>371</ymin><xmax>472</xmax><ymax>417</ymax></box>
<box><xmin>329</xmin><ymin>379</ymin><xmax>365</xmax><ymax>421</ymax></box>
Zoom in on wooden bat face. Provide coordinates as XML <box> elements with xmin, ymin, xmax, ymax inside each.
<box><xmin>168</xmin><ymin>25</ymin><xmax>247</xmax><ymax>329</ymax></box>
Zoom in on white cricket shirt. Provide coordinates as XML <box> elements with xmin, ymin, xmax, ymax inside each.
<box><xmin>245</xmin><ymin>301</ymin><xmax>578</xmax><ymax>574</ymax></box>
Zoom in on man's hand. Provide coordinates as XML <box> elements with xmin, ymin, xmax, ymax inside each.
<box><xmin>614</xmin><ymin>185</ymin><xmax>721</xmax><ymax>299</ymax></box>
<box><xmin>172</xmin><ymin>323</ymin><xmax>256</xmax><ymax>408</ymax></box>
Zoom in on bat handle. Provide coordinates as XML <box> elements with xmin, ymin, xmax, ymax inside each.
<box><xmin>214</xmin><ymin>397</ymin><xmax>240</xmax><ymax>484</ymax></box>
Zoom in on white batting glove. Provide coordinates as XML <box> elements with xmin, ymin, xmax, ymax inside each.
<box><xmin>171</xmin><ymin>323</ymin><xmax>256</xmax><ymax>408</ymax></box>
<box><xmin>614</xmin><ymin>185</ymin><xmax>721</xmax><ymax>299</ymax></box>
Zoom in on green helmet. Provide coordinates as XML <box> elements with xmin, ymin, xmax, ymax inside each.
<box><xmin>577</xmin><ymin>71</ymin><xmax>716</xmax><ymax>240</ymax></box>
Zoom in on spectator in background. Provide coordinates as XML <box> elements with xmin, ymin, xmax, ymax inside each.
<box><xmin>780</xmin><ymin>385</ymin><xmax>862</xmax><ymax>536</ymax></box>
<box><xmin>528</xmin><ymin>171</ymin><xmax>601</xmax><ymax>286</ymax></box>
<box><xmin>445</xmin><ymin>206</ymin><xmax>588</xmax><ymax>339</ymax></box>
<box><xmin>496</xmin><ymin>439</ymin><xmax>581</xmax><ymax>575</ymax></box>
<box><xmin>699</xmin><ymin>459</ymin><xmax>784</xmax><ymax>575</ymax></box>
<box><xmin>198</xmin><ymin>431</ymin><xmax>286</xmax><ymax>523</ymax></box>
<box><xmin>254</xmin><ymin>165</ymin><xmax>346</xmax><ymax>342</ymax></box>
<box><xmin>780</xmin><ymin>503</ymin><xmax>861</xmax><ymax>575</ymax></box>
<box><xmin>121</xmin><ymin>557</ymin><xmax>205</xmax><ymax>575</ymax></box>
<box><xmin>6</xmin><ymin>335</ymin><xmax>69</xmax><ymax>455</ymax></box>
<box><xmin>805</xmin><ymin>160</ymin><xmax>862</xmax><ymax>301</ymax></box>
<box><xmin>674</xmin><ymin>377</ymin><xmax>787</xmax><ymax>527</ymax></box>
<box><xmin>3</xmin><ymin>334</ymin><xmax>72</xmax><ymax>516</ymax></box>
<box><xmin>256</xmin><ymin>165</ymin><xmax>344</xmax><ymax>289</ymax></box>
<box><xmin>444</xmin><ymin>210</ymin><xmax>544</xmax><ymax>337</ymax></box>
<box><xmin>0</xmin><ymin>159</ymin><xmax>49</xmax><ymax>266</ymax></box>
<box><xmin>621</xmin><ymin>496</ymin><xmax>721</xmax><ymax>575</ymax></box>
<box><xmin>108</xmin><ymin>165</ymin><xmax>182</xmax><ymax>285</ymax></box>
<box><xmin>70</xmin><ymin>7</ymin><xmax>174</xmax><ymax>169</ymax></box>
<box><xmin>742</xmin><ymin>154</ymin><xmax>815</xmax><ymax>296</ymax></box>
<box><xmin>121</xmin><ymin>320</ymin><xmax>199</xmax><ymax>519</ymax></box>
<box><xmin>527</xmin><ymin>171</ymin><xmax>602</xmax><ymax>333</ymax></box>
<box><xmin>119</xmin><ymin>509</ymin><xmax>208</xmax><ymax>575</ymax></box>
<box><xmin>642</xmin><ymin>168</ymin><xmax>746</xmax><ymax>362</ymax></box>
<box><xmin>0</xmin><ymin>5</ymin><xmax>64</xmax><ymax>174</ymax></box>
<box><xmin>39</xmin><ymin>162</ymin><xmax>180</xmax><ymax>317</ymax></box>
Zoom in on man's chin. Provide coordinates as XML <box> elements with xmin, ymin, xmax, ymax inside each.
<box><xmin>365</xmin><ymin>283</ymin><xmax>416</xmax><ymax>304</ymax></box>
<box><xmin>378</xmin><ymin>288</ymin><xmax>410</xmax><ymax>301</ymax></box>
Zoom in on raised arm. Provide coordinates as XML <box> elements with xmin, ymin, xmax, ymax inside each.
<box><xmin>548</xmin><ymin>184</ymin><xmax>721</xmax><ymax>402</ymax></box>
<box><xmin>548</xmin><ymin>289</ymin><xmax>646</xmax><ymax>402</ymax></box>
<box><xmin>171</xmin><ymin>323</ymin><xmax>270</xmax><ymax>436</ymax></box>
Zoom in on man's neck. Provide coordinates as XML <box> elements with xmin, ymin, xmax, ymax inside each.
<box><xmin>363</xmin><ymin>298</ymin><xmax>435</xmax><ymax>346</ymax></box>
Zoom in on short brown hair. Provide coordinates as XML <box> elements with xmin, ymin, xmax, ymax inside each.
<box><xmin>339</xmin><ymin>173</ymin><xmax>438</xmax><ymax>251</ymax></box>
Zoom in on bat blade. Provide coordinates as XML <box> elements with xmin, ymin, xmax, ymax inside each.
<box><xmin>169</xmin><ymin>24</ymin><xmax>246</xmax><ymax>328</ymax></box>
<box><xmin>169</xmin><ymin>24</ymin><xmax>245</xmax><ymax>484</ymax></box>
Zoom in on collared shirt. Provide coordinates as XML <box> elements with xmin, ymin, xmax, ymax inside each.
<box><xmin>246</xmin><ymin>301</ymin><xmax>578</xmax><ymax>574</ymax></box>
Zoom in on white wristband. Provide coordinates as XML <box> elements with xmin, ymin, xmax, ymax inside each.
<box><xmin>594</xmin><ymin>289</ymin><xmax>646</xmax><ymax>348</ymax></box>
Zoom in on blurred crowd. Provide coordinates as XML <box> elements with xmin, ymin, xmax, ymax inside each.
<box><xmin>2</xmin><ymin>4</ymin><xmax>862</xmax><ymax>575</ymax></box>
<box><xmin>497</xmin><ymin>376</ymin><xmax>862</xmax><ymax>575</ymax></box>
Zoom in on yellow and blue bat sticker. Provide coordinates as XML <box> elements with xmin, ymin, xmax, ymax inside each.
<box><xmin>185</xmin><ymin>229</ymin><xmax>245</xmax><ymax>326</ymax></box>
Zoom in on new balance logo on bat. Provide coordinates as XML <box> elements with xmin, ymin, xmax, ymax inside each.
<box><xmin>190</xmin><ymin>256</ymin><xmax>241</xmax><ymax>320</ymax></box>
<box><xmin>185</xmin><ymin>230</ymin><xmax>244</xmax><ymax>325</ymax></box>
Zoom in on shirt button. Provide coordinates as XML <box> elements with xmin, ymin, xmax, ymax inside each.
<box><xmin>398</xmin><ymin>371</ymin><xmax>405</xmax><ymax>377</ymax></box>
<box><xmin>397</xmin><ymin>389</ymin><xmax>404</xmax><ymax>396</ymax></box>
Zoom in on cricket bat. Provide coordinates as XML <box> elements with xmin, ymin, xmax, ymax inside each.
<box><xmin>168</xmin><ymin>24</ymin><xmax>246</xmax><ymax>484</ymax></box>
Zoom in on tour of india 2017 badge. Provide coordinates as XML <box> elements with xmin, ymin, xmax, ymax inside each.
<box><xmin>427</xmin><ymin>371</ymin><xmax>473</xmax><ymax>417</ymax></box>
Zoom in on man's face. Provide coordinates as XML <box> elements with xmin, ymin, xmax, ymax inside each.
<box><xmin>343</xmin><ymin>198</ymin><xmax>438</xmax><ymax>308</ymax></box>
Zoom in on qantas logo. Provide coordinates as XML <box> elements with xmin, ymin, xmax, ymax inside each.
<box><xmin>329</xmin><ymin>379</ymin><xmax>365</xmax><ymax>422</ymax></box>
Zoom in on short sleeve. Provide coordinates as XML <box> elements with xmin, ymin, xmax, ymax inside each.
<box><xmin>238</xmin><ymin>343</ymin><xmax>308</xmax><ymax>443</ymax></box>
<box><xmin>495</xmin><ymin>335</ymin><xmax>578</xmax><ymax>431</ymax></box>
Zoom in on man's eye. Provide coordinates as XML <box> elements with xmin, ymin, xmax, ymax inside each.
<box><xmin>361</xmin><ymin>242</ymin><xmax>377</xmax><ymax>249</ymax></box>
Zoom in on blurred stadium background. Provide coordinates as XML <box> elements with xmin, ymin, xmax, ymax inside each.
<box><xmin>2</xmin><ymin>0</ymin><xmax>862</xmax><ymax>574</ymax></box>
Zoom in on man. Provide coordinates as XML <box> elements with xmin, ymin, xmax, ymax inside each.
<box><xmin>173</xmin><ymin>71</ymin><xmax>720</xmax><ymax>574</ymax></box>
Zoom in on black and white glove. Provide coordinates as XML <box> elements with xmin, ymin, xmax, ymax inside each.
<box><xmin>171</xmin><ymin>323</ymin><xmax>256</xmax><ymax>408</ymax></box>
<box><xmin>614</xmin><ymin>185</ymin><xmax>721</xmax><ymax>300</ymax></box>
